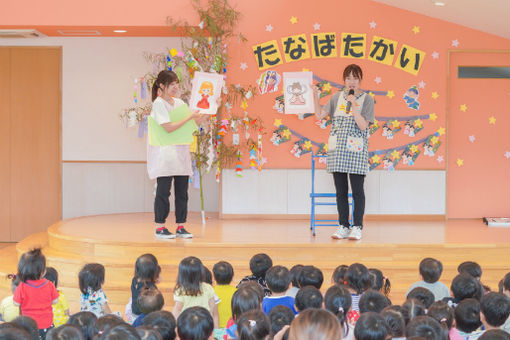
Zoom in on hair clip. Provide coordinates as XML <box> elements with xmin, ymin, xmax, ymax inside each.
<box><xmin>249</xmin><ymin>320</ymin><xmax>257</xmax><ymax>327</ymax></box>
<box><xmin>440</xmin><ymin>318</ymin><xmax>447</xmax><ymax>323</ymax></box>
<box><xmin>343</xmin><ymin>280</ymin><xmax>348</xmax><ymax>285</ymax></box>
<box><xmin>338</xmin><ymin>307</ymin><xmax>344</xmax><ymax>313</ymax></box>
<box><xmin>98</xmin><ymin>331</ymin><xmax>104</xmax><ymax>335</ymax></box>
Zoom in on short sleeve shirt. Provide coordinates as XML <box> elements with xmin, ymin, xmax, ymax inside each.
<box><xmin>324</xmin><ymin>91</ymin><xmax>375</xmax><ymax>123</ymax></box>
<box><xmin>174</xmin><ymin>282</ymin><xmax>215</xmax><ymax>312</ymax></box>
<box><xmin>52</xmin><ymin>290</ymin><xmax>69</xmax><ymax>327</ymax></box>
<box><xmin>80</xmin><ymin>288</ymin><xmax>108</xmax><ymax>317</ymax></box>
<box><xmin>0</xmin><ymin>295</ymin><xmax>20</xmax><ymax>322</ymax></box>
<box><xmin>13</xmin><ymin>279</ymin><xmax>59</xmax><ymax>329</ymax></box>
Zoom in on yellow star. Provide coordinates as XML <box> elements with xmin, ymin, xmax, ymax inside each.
<box><xmin>431</xmin><ymin>136</ymin><xmax>439</xmax><ymax>145</ymax></box>
<box><xmin>391</xmin><ymin>120</ymin><xmax>400</xmax><ymax>129</ymax></box>
<box><xmin>338</xmin><ymin>104</ymin><xmax>347</xmax><ymax>112</ymax></box>
<box><xmin>437</xmin><ymin>127</ymin><xmax>445</xmax><ymax>136</ymax></box>
<box><xmin>412</xmin><ymin>26</ymin><xmax>420</xmax><ymax>34</ymax></box>
<box><xmin>456</xmin><ymin>158</ymin><xmax>464</xmax><ymax>167</ymax></box>
<box><xmin>241</xmin><ymin>100</ymin><xmax>248</xmax><ymax>110</ymax></box>
<box><xmin>373</xmin><ymin>119</ymin><xmax>379</xmax><ymax>128</ymax></box>
<box><xmin>489</xmin><ymin>116</ymin><xmax>496</xmax><ymax>125</ymax></box>
<box><xmin>410</xmin><ymin>144</ymin><xmax>418</xmax><ymax>154</ymax></box>
<box><xmin>303</xmin><ymin>140</ymin><xmax>312</xmax><ymax>150</ymax></box>
<box><xmin>302</xmin><ymin>68</ymin><xmax>310</xmax><ymax>72</ymax></box>
<box><xmin>290</xmin><ymin>16</ymin><xmax>298</xmax><ymax>24</ymax></box>
<box><xmin>431</xmin><ymin>91</ymin><xmax>439</xmax><ymax>99</ymax></box>
<box><xmin>274</xmin><ymin>118</ymin><xmax>282</xmax><ymax>127</ymax></box>
<box><xmin>371</xmin><ymin>155</ymin><xmax>381</xmax><ymax>163</ymax></box>
<box><xmin>429</xmin><ymin>113</ymin><xmax>438</xmax><ymax>121</ymax></box>
<box><xmin>414</xmin><ymin>119</ymin><xmax>423</xmax><ymax>128</ymax></box>
<box><xmin>324</xmin><ymin>144</ymin><xmax>328</xmax><ymax>151</ymax></box>
<box><xmin>322</xmin><ymin>82</ymin><xmax>332</xmax><ymax>92</ymax></box>
<box><xmin>460</xmin><ymin>104</ymin><xmax>467</xmax><ymax>112</ymax></box>
<box><xmin>368</xmin><ymin>91</ymin><xmax>375</xmax><ymax>99</ymax></box>
<box><xmin>282</xmin><ymin>129</ymin><xmax>292</xmax><ymax>138</ymax></box>
<box><xmin>386</xmin><ymin>90</ymin><xmax>395</xmax><ymax>99</ymax></box>
<box><xmin>391</xmin><ymin>150</ymin><xmax>401</xmax><ymax>160</ymax></box>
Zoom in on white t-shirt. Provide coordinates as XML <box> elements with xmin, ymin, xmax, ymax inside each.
<box><xmin>147</xmin><ymin>97</ymin><xmax>193</xmax><ymax>179</ymax></box>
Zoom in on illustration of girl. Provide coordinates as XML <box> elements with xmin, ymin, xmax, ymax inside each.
<box><xmin>265</xmin><ymin>71</ymin><xmax>278</xmax><ymax>93</ymax></box>
<box><xmin>197</xmin><ymin>81</ymin><xmax>214</xmax><ymax>109</ymax></box>
<box><xmin>287</xmin><ymin>82</ymin><xmax>306</xmax><ymax>105</ymax></box>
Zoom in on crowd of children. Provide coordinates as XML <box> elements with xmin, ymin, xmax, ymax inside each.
<box><xmin>1</xmin><ymin>249</ymin><xmax>509</xmax><ymax>340</ymax></box>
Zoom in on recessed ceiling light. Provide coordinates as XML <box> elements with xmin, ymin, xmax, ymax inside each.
<box><xmin>434</xmin><ymin>1</ymin><xmax>445</xmax><ymax>6</ymax></box>
<box><xmin>113</xmin><ymin>30</ymin><xmax>127</xmax><ymax>33</ymax></box>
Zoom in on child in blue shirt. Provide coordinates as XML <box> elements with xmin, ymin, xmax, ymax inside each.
<box><xmin>262</xmin><ymin>266</ymin><xmax>297</xmax><ymax>315</ymax></box>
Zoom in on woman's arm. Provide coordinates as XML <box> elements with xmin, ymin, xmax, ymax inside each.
<box><xmin>347</xmin><ymin>94</ymin><xmax>369</xmax><ymax>131</ymax></box>
<box><xmin>160</xmin><ymin>110</ymin><xmax>202</xmax><ymax>133</ymax></box>
<box><xmin>209</xmin><ymin>297</ymin><xmax>219</xmax><ymax>329</ymax></box>
<box><xmin>311</xmin><ymin>85</ymin><xmax>328</xmax><ymax>120</ymax></box>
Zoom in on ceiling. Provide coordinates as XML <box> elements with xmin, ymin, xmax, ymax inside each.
<box><xmin>372</xmin><ymin>0</ymin><xmax>510</xmax><ymax>39</ymax></box>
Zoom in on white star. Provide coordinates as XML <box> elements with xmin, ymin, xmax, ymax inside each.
<box><xmin>374</xmin><ymin>76</ymin><xmax>382</xmax><ymax>84</ymax></box>
<box><xmin>418</xmin><ymin>80</ymin><xmax>426</xmax><ymax>89</ymax></box>
<box><xmin>198</xmin><ymin>21</ymin><xmax>204</xmax><ymax>29</ymax></box>
<box><xmin>437</xmin><ymin>155</ymin><xmax>444</xmax><ymax>163</ymax></box>
<box><xmin>313</xmin><ymin>23</ymin><xmax>321</xmax><ymax>31</ymax></box>
<box><xmin>505</xmin><ymin>151</ymin><xmax>510</xmax><ymax>159</ymax></box>
<box><xmin>432</xmin><ymin>51</ymin><xmax>439</xmax><ymax>59</ymax></box>
<box><xmin>265</xmin><ymin>24</ymin><xmax>273</xmax><ymax>32</ymax></box>
<box><xmin>259</xmin><ymin>157</ymin><xmax>268</xmax><ymax>165</ymax></box>
<box><xmin>240</xmin><ymin>62</ymin><xmax>248</xmax><ymax>71</ymax></box>
<box><xmin>469</xmin><ymin>135</ymin><xmax>476</xmax><ymax>143</ymax></box>
<box><xmin>224</xmin><ymin>102</ymin><xmax>232</xmax><ymax>110</ymax></box>
<box><xmin>369</xmin><ymin>21</ymin><xmax>377</xmax><ymax>29</ymax></box>
<box><xmin>451</xmin><ymin>39</ymin><xmax>459</xmax><ymax>47</ymax></box>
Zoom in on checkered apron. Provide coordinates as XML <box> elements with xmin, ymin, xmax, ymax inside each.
<box><xmin>326</xmin><ymin>91</ymin><xmax>369</xmax><ymax>175</ymax></box>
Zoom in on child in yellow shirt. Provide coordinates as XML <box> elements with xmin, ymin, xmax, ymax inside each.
<box><xmin>0</xmin><ymin>274</ymin><xmax>20</xmax><ymax>322</ymax></box>
<box><xmin>45</xmin><ymin>267</ymin><xmax>70</xmax><ymax>327</ymax></box>
<box><xmin>213</xmin><ymin>261</ymin><xmax>237</xmax><ymax>328</ymax></box>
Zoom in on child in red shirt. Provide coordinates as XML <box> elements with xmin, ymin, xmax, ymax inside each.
<box><xmin>13</xmin><ymin>248</ymin><xmax>59</xmax><ymax>340</ymax></box>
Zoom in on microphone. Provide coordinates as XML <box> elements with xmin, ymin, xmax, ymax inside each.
<box><xmin>346</xmin><ymin>89</ymin><xmax>355</xmax><ymax>112</ymax></box>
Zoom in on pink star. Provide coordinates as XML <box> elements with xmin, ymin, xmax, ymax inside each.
<box><xmin>369</xmin><ymin>21</ymin><xmax>377</xmax><ymax>29</ymax></box>
<box><xmin>313</xmin><ymin>23</ymin><xmax>321</xmax><ymax>31</ymax></box>
<box><xmin>418</xmin><ymin>80</ymin><xmax>426</xmax><ymax>89</ymax></box>
<box><xmin>374</xmin><ymin>76</ymin><xmax>382</xmax><ymax>84</ymax></box>
<box><xmin>451</xmin><ymin>39</ymin><xmax>459</xmax><ymax>47</ymax></box>
<box><xmin>432</xmin><ymin>51</ymin><xmax>439</xmax><ymax>59</ymax></box>
<box><xmin>240</xmin><ymin>62</ymin><xmax>248</xmax><ymax>71</ymax></box>
<box><xmin>437</xmin><ymin>155</ymin><xmax>444</xmax><ymax>163</ymax></box>
<box><xmin>265</xmin><ymin>24</ymin><xmax>273</xmax><ymax>32</ymax></box>
<box><xmin>505</xmin><ymin>151</ymin><xmax>510</xmax><ymax>159</ymax></box>
<box><xmin>468</xmin><ymin>135</ymin><xmax>475</xmax><ymax>143</ymax></box>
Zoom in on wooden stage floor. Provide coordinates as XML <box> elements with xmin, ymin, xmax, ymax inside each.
<box><xmin>0</xmin><ymin>212</ymin><xmax>509</xmax><ymax>313</ymax></box>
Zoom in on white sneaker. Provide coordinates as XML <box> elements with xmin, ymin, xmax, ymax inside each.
<box><xmin>348</xmin><ymin>226</ymin><xmax>362</xmax><ymax>240</ymax></box>
<box><xmin>331</xmin><ymin>226</ymin><xmax>351</xmax><ymax>239</ymax></box>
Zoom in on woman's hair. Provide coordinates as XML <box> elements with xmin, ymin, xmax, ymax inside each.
<box><xmin>369</xmin><ymin>268</ymin><xmax>391</xmax><ymax>296</ymax></box>
<box><xmin>141</xmin><ymin>310</ymin><xmax>176</xmax><ymax>340</ymax></box>
<box><xmin>324</xmin><ymin>284</ymin><xmax>352</xmax><ymax>338</ymax></box>
<box><xmin>231</xmin><ymin>286</ymin><xmax>262</xmax><ymax>320</ymax></box>
<box><xmin>343</xmin><ymin>64</ymin><xmax>363</xmax><ymax>81</ymax></box>
<box><xmin>289</xmin><ymin>308</ymin><xmax>341</xmax><ymax>340</ymax></box>
<box><xmin>44</xmin><ymin>267</ymin><xmax>59</xmax><ymax>288</ymax></box>
<box><xmin>17</xmin><ymin>247</ymin><xmax>46</xmax><ymax>282</ymax></box>
<box><xmin>92</xmin><ymin>314</ymin><xmax>124</xmax><ymax>338</ymax></box>
<box><xmin>99</xmin><ymin>323</ymin><xmax>140</xmax><ymax>340</ymax></box>
<box><xmin>427</xmin><ymin>301</ymin><xmax>454</xmax><ymax>330</ymax></box>
<box><xmin>11</xmin><ymin>315</ymin><xmax>40</xmax><ymax>340</ymax></box>
<box><xmin>331</xmin><ymin>264</ymin><xmax>348</xmax><ymax>285</ymax></box>
<box><xmin>67</xmin><ymin>311</ymin><xmax>98</xmax><ymax>340</ymax></box>
<box><xmin>46</xmin><ymin>324</ymin><xmax>85</xmax><ymax>340</ymax></box>
<box><xmin>136</xmin><ymin>326</ymin><xmax>163</xmax><ymax>340</ymax></box>
<box><xmin>346</xmin><ymin>263</ymin><xmax>372</xmax><ymax>294</ymax></box>
<box><xmin>79</xmin><ymin>263</ymin><xmax>106</xmax><ymax>294</ymax></box>
<box><xmin>406</xmin><ymin>315</ymin><xmax>447</xmax><ymax>340</ymax></box>
<box><xmin>198</xmin><ymin>81</ymin><xmax>214</xmax><ymax>95</ymax></box>
<box><xmin>134</xmin><ymin>254</ymin><xmax>161</xmax><ymax>284</ymax></box>
<box><xmin>381</xmin><ymin>306</ymin><xmax>406</xmax><ymax>337</ymax></box>
<box><xmin>177</xmin><ymin>306</ymin><xmax>214</xmax><ymax>340</ymax></box>
<box><xmin>237</xmin><ymin>309</ymin><xmax>270</xmax><ymax>340</ymax></box>
<box><xmin>151</xmin><ymin>70</ymin><xmax>178</xmax><ymax>102</ymax></box>
<box><xmin>174</xmin><ymin>256</ymin><xmax>204</xmax><ymax>297</ymax></box>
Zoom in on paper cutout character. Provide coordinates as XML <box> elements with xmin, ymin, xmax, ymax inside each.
<box><xmin>382</xmin><ymin>157</ymin><xmax>395</xmax><ymax>171</ymax></box>
<box><xmin>270</xmin><ymin>130</ymin><xmax>282</xmax><ymax>145</ymax></box>
<box><xmin>316</xmin><ymin>143</ymin><xmax>328</xmax><ymax>164</ymax></box>
<box><xmin>402</xmin><ymin>145</ymin><xmax>421</xmax><ymax>165</ymax></box>
<box><xmin>404</xmin><ymin>121</ymin><xmax>410</xmax><ymax>135</ymax></box>
<box><xmin>273</xmin><ymin>95</ymin><xmax>285</xmax><ymax>113</ymax></box>
<box><xmin>270</xmin><ymin>126</ymin><xmax>291</xmax><ymax>145</ymax></box>
<box><xmin>287</xmin><ymin>82</ymin><xmax>307</xmax><ymax>105</ymax></box>
<box><xmin>316</xmin><ymin>116</ymin><xmax>332</xmax><ymax>129</ymax></box>
<box><xmin>382</xmin><ymin>123</ymin><xmax>394</xmax><ymax>140</ymax></box>
<box><xmin>197</xmin><ymin>81</ymin><xmax>214</xmax><ymax>109</ymax></box>
<box><xmin>290</xmin><ymin>139</ymin><xmax>312</xmax><ymax>158</ymax></box>
<box><xmin>258</xmin><ymin>70</ymin><xmax>281</xmax><ymax>94</ymax></box>
<box><xmin>403</xmin><ymin>85</ymin><xmax>420</xmax><ymax>110</ymax></box>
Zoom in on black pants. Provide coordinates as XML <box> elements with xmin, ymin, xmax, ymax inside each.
<box><xmin>333</xmin><ymin>172</ymin><xmax>365</xmax><ymax>228</ymax></box>
<box><xmin>154</xmin><ymin>176</ymin><xmax>189</xmax><ymax>224</ymax></box>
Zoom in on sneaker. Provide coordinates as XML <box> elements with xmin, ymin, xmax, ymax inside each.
<box><xmin>155</xmin><ymin>227</ymin><xmax>176</xmax><ymax>239</ymax></box>
<box><xmin>176</xmin><ymin>227</ymin><xmax>193</xmax><ymax>239</ymax></box>
<box><xmin>331</xmin><ymin>225</ymin><xmax>351</xmax><ymax>239</ymax></box>
<box><xmin>348</xmin><ymin>226</ymin><xmax>362</xmax><ymax>240</ymax></box>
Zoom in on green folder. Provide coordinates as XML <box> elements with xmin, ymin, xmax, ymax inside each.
<box><xmin>148</xmin><ymin>104</ymin><xmax>198</xmax><ymax>146</ymax></box>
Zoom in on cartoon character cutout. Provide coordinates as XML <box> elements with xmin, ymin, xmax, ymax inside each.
<box><xmin>382</xmin><ymin>123</ymin><xmax>394</xmax><ymax>140</ymax></box>
<box><xmin>382</xmin><ymin>157</ymin><xmax>395</xmax><ymax>171</ymax></box>
<box><xmin>316</xmin><ymin>116</ymin><xmax>332</xmax><ymax>129</ymax></box>
<box><xmin>197</xmin><ymin>81</ymin><xmax>214</xmax><ymax>109</ymax></box>
<box><xmin>403</xmin><ymin>85</ymin><xmax>420</xmax><ymax>110</ymax></box>
<box><xmin>258</xmin><ymin>70</ymin><xmax>281</xmax><ymax>94</ymax></box>
<box><xmin>273</xmin><ymin>95</ymin><xmax>285</xmax><ymax>113</ymax></box>
<box><xmin>287</xmin><ymin>82</ymin><xmax>307</xmax><ymax>105</ymax></box>
<box><xmin>270</xmin><ymin>130</ymin><xmax>282</xmax><ymax>146</ymax></box>
<box><xmin>402</xmin><ymin>152</ymin><xmax>414</xmax><ymax>166</ymax></box>
<box><xmin>316</xmin><ymin>144</ymin><xmax>328</xmax><ymax>164</ymax></box>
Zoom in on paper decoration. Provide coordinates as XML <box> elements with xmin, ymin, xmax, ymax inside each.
<box><xmin>412</xmin><ymin>26</ymin><xmax>420</xmax><ymax>34</ymax></box>
<box><xmin>148</xmin><ymin>104</ymin><xmax>198</xmax><ymax>146</ymax></box>
<box><xmin>432</xmin><ymin>51</ymin><xmax>439</xmax><ymax>59</ymax></box>
<box><xmin>270</xmin><ymin>126</ymin><xmax>292</xmax><ymax>145</ymax></box>
<box><xmin>265</xmin><ymin>24</ymin><xmax>273</xmax><ymax>32</ymax></box>
<box><xmin>257</xmin><ymin>133</ymin><xmax>263</xmax><ymax>171</ymax></box>
<box><xmin>249</xmin><ymin>146</ymin><xmax>257</xmax><ymax>169</ymax></box>
<box><xmin>190</xmin><ymin>72</ymin><xmax>225</xmax><ymax>114</ymax></box>
<box><xmin>374</xmin><ymin>76</ymin><xmax>382</xmax><ymax>84</ymax></box>
<box><xmin>382</xmin><ymin>120</ymin><xmax>401</xmax><ymax>140</ymax></box>
<box><xmin>283</xmin><ymin>72</ymin><xmax>314</xmax><ymax>114</ymax></box>
<box><xmin>290</xmin><ymin>138</ymin><xmax>312</xmax><ymax>158</ymax></box>
<box><xmin>369</xmin><ymin>21</ymin><xmax>377</xmax><ymax>29</ymax></box>
<box><xmin>272</xmin><ymin>95</ymin><xmax>285</xmax><ymax>113</ymax></box>
<box><xmin>423</xmin><ymin>135</ymin><xmax>441</xmax><ymax>157</ymax></box>
<box><xmin>403</xmin><ymin>85</ymin><xmax>420</xmax><ymax>110</ymax></box>
<box><xmin>257</xmin><ymin>70</ymin><xmax>281</xmax><ymax>94</ymax></box>
<box><xmin>313</xmin><ymin>23</ymin><xmax>321</xmax><ymax>30</ymax></box>
<box><xmin>235</xmin><ymin>151</ymin><xmax>243</xmax><ymax>177</ymax></box>
<box><xmin>316</xmin><ymin>115</ymin><xmax>332</xmax><ymax>129</ymax></box>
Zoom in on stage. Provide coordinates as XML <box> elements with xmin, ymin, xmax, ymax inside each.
<box><xmin>0</xmin><ymin>212</ymin><xmax>509</xmax><ymax>314</ymax></box>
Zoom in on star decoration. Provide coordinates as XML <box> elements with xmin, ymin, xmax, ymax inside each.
<box><xmin>338</xmin><ymin>104</ymin><xmax>347</xmax><ymax>112</ymax></box>
<box><xmin>452</xmin><ymin>39</ymin><xmax>460</xmax><ymax>47</ymax></box>
<box><xmin>437</xmin><ymin>155</ymin><xmax>444</xmax><ymax>163</ymax></box>
<box><xmin>313</xmin><ymin>22</ymin><xmax>321</xmax><ymax>30</ymax></box>
<box><xmin>418</xmin><ymin>80</ymin><xmax>426</xmax><ymax>89</ymax></box>
<box><xmin>241</xmin><ymin>100</ymin><xmax>248</xmax><ymax>110</ymax></box>
<box><xmin>371</xmin><ymin>155</ymin><xmax>381</xmax><ymax>163</ymax></box>
<box><xmin>391</xmin><ymin>120</ymin><xmax>400</xmax><ymax>129</ymax></box>
<box><xmin>224</xmin><ymin>102</ymin><xmax>232</xmax><ymax>111</ymax></box>
<box><xmin>386</xmin><ymin>90</ymin><xmax>395</xmax><ymax>98</ymax></box>
<box><xmin>324</xmin><ymin>144</ymin><xmax>328</xmax><ymax>151</ymax></box>
<box><xmin>322</xmin><ymin>82</ymin><xmax>332</xmax><ymax>92</ymax></box>
<box><xmin>373</xmin><ymin>119</ymin><xmax>379</xmax><ymax>128</ymax></box>
<box><xmin>290</xmin><ymin>16</ymin><xmax>298</xmax><ymax>24</ymax></box>
<box><xmin>437</xmin><ymin>127</ymin><xmax>445</xmax><ymax>136</ymax></box>
<box><xmin>432</xmin><ymin>51</ymin><xmax>439</xmax><ymax>59</ymax></box>
<box><xmin>410</xmin><ymin>144</ymin><xmax>418</xmax><ymax>154</ymax></box>
<box><xmin>198</xmin><ymin>21</ymin><xmax>204</xmax><ymax>29</ymax></box>
<box><xmin>456</xmin><ymin>158</ymin><xmax>464</xmax><ymax>167</ymax></box>
<box><xmin>391</xmin><ymin>150</ymin><xmax>401</xmax><ymax>160</ymax></box>
<box><xmin>302</xmin><ymin>68</ymin><xmax>310</xmax><ymax>72</ymax></box>
<box><xmin>468</xmin><ymin>135</ymin><xmax>476</xmax><ymax>143</ymax></box>
<box><xmin>412</xmin><ymin>26</ymin><xmax>420</xmax><ymax>34</ymax></box>
<box><xmin>303</xmin><ymin>140</ymin><xmax>313</xmax><ymax>150</ymax></box>
<box><xmin>273</xmin><ymin>118</ymin><xmax>282</xmax><ymax>127</ymax></box>
<box><xmin>431</xmin><ymin>136</ymin><xmax>439</xmax><ymax>145</ymax></box>
<box><xmin>431</xmin><ymin>91</ymin><xmax>439</xmax><ymax>99</ymax></box>
<box><xmin>460</xmin><ymin>104</ymin><xmax>467</xmax><ymax>112</ymax></box>
<box><xmin>374</xmin><ymin>76</ymin><xmax>382</xmax><ymax>84</ymax></box>
<box><xmin>414</xmin><ymin>119</ymin><xmax>423</xmax><ymax>128</ymax></box>
<box><xmin>282</xmin><ymin>129</ymin><xmax>292</xmax><ymax>138</ymax></box>
<box><xmin>368</xmin><ymin>92</ymin><xmax>375</xmax><ymax>99</ymax></box>
<box><xmin>429</xmin><ymin>113</ymin><xmax>438</xmax><ymax>121</ymax></box>
<box><xmin>265</xmin><ymin>24</ymin><xmax>273</xmax><ymax>32</ymax></box>
<box><xmin>489</xmin><ymin>116</ymin><xmax>496</xmax><ymax>125</ymax></box>
<box><xmin>369</xmin><ymin>21</ymin><xmax>377</xmax><ymax>29</ymax></box>
<box><xmin>240</xmin><ymin>62</ymin><xmax>248</xmax><ymax>71</ymax></box>
<box><xmin>259</xmin><ymin>157</ymin><xmax>268</xmax><ymax>165</ymax></box>
<box><xmin>505</xmin><ymin>151</ymin><xmax>510</xmax><ymax>159</ymax></box>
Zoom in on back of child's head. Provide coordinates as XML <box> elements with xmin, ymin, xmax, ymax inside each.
<box><xmin>136</xmin><ymin>326</ymin><xmax>163</xmax><ymax>340</ymax></box>
<box><xmin>289</xmin><ymin>308</ymin><xmax>341</xmax><ymax>340</ymax></box>
<box><xmin>454</xmin><ymin>298</ymin><xmax>481</xmax><ymax>333</ymax></box>
<box><xmin>369</xmin><ymin>268</ymin><xmax>391</xmax><ymax>296</ymax></box>
<box><xmin>79</xmin><ymin>263</ymin><xmax>105</xmax><ymax>294</ymax></box>
<box><xmin>457</xmin><ymin>261</ymin><xmax>482</xmax><ymax>280</ymax></box>
<box><xmin>297</xmin><ymin>265</ymin><xmax>324</xmax><ymax>289</ymax></box>
<box><xmin>11</xmin><ymin>315</ymin><xmax>40</xmax><ymax>340</ymax></box>
<box><xmin>44</xmin><ymin>266</ymin><xmax>59</xmax><ymax>288</ymax></box>
<box><xmin>289</xmin><ymin>264</ymin><xmax>303</xmax><ymax>288</ymax></box>
<box><xmin>46</xmin><ymin>324</ymin><xmax>85</xmax><ymax>340</ymax></box>
<box><xmin>92</xmin><ymin>314</ymin><xmax>124</xmax><ymax>338</ymax></box>
<box><xmin>100</xmin><ymin>323</ymin><xmax>140</xmax><ymax>340</ymax></box>
<box><xmin>324</xmin><ymin>284</ymin><xmax>352</xmax><ymax>338</ymax></box>
<box><xmin>268</xmin><ymin>305</ymin><xmax>294</xmax><ymax>337</ymax></box>
<box><xmin>202</xmin><ymin>266</ymin><xmax>213</xmax><ymax>285</ymax></box>
<box><xmin>346</xmin><ymin>263</ymin><xmax>372</xmax><ymax>295</ymax></box>
<box><xmin>213</xmin><ymin>261</ymin><xmax>234</xmax><ymax>285</ymax></box>
<box><xmin>17</xmin><ymin>247</ymin><xmax>46</xmax><ymax>282</ymax></box>
<box><xmin>354</xmin><ymin>311</ymin><xmax>389</xmax><ymax>340</ymax></box>
<box><xmin>0</xmin><ymin>323</ymin><xmax>32</xmax><ymax>340</ymax></box>
<box><xmin>249</xmin><ymin>253</ymin><xmax>273</xmax><ymax>279</ymax></box>
<box><xmin>419</xmin><ymin>258</ymin><xmax>443</xmax><ymax>284</ymax></box>
<box><xmin>332</xmin><ymin>264</ymin><xmax>349</xmax><ymax>285</ymax></box>
<box><xmin>427</xmin><ymin>301</ymin><xmax>454</xmax><ymax>330</ymax></box>
<box><xmin>406</xmin><ymin>315</ymin><xmax>446</xmax><ymax>340</ymax></box>
<box><xmin>503</xmin><ymin>272</ymin><xmax>510</xmax><ymax>294</ymax></box>
<box><xmin>407</xmin><ymin>287</ymin><xmax>435</xmax><ymax>309</ymax></box>
<box><xmin>67</xmin><ymin>311</ymin><xmax>97</xmax><ymax>340</ymax></box>
<box><xmin>479</xmin><ymin>329</ymin><xmax>510</xmax><ymax>340</ymax></box>
<box><xmin>238</xmin><ymin>281</ymin><xmax>265</xmax><ymax>302</ymax></box>
<box><xmin>480</xmin><ymin>292</ymin><xmax>510</xmax><ymax>327</ymax></box>
<box><xmin>135</xmin><ymin>254</ymin><xmax>161</xmax><ymax>284</ymax></box>
<box><xmin>177</xmin><ymin>306</ymin><xmax>213</xmax><ymax>340</ymax></box>
<box><xmin>381</xmin><ymin>306</ymin><xmax>406</xmax><ymax>337</ymax></box>
<box><xmin>7</xmin><ymin>273</ymin><xmax>21</xmax><ymax>293</ymax></box>
<box><xmin>141</xmin><ymin>310</ymin><xmax>176</xmax><ymax>340</ymax></box>
<box><xmin>402</xmin><ymin>298</ymin><xmax>427</xmax><ymax>322</ymax></box>
<box><xmin>451</xmin><ymin>273</ymin><xmax>483</xmax><ymax>301</ymax></box>
<box><xmin>236</xmin><ymin>309</ymin><xmax>270</xmax><ymax>340</ymax></box>
<box><xmin>175</xmin><ymin>256</ymin><xmax>204</xmax><ymax>297</ymax></box>
<box><xmin>359</xmin><ymin>290</ymin><xmax>391</xmax><ymax>313</ymax></box>
<box><xmin>137</xmin><ymin>286</ymin><xmax>164</xmax><ymax>315</ymax></box>
<box><xmin>265</xmin><ymin>265</ymin><xmax>290</xmax><ymax>293</ymax></box>
<box><xmin>295</xmin><ymin>286</ymin><xmax>323</xmax><ymax>311</ymax></box>
<box><xmin>232</xmin><ymin>286</ymin><xmax>262</xmax><ymax>320</ymax></box>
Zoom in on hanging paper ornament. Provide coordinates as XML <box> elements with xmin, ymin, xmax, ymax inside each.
<box><xmin>249</xmin><ymin>146</ymin><xmax>257</xmax><ymax>169</ymax></box>
<box><xmin>382</xmin><ymin>120</ymin><xmax>401</xmax><ymax>140</ymax></box>
<box><xmin>218</xmin><ymin>119</ymin><xmax>229</xmax><ymax>136</ymax></box>
<box><xmin>369</xmin><ymin>154</ymin><xmax>382</xmax><ymax>171</ymax></box>
<box><xmin>257</xmin><ymin>133</ymin><xmax>263</xmax><ymax>171</ymax></box>
<box><xmin>235</xmin><ymin>151</ymin><xmax>243</xmax><ymax>177</ymax></box>
<box><xmin>191</xmin><ymin>160</ymin><xmax>200</xmax><ymax>189</ymax></box>
<box><xmin>422</xmin><ymin>135</ymin><xmax>441</xmax><ymax>157</ymax></box>
<box><xmin>216</xmin><ymin>163</ymin><xmax>221</xmax><ymax>182</ymax></box>
<box><xmin>166</xmin><ymin>55</ymin><xmax>173</xmax><ymax>71</ymax></box>
<box><xmin>244</xmin><ymin>112</ymin><xmax>250</xmax><ymax>140</ymax></box>
<box><xmin>316</xmin><ymin>115</ymin><xmax>332</xmax><ymax>129</ymax></box>
<box><xmin>246</xmin><ymin>90</ymin><xmax>253</xmax><ymax>99</ymax></box>
<box><xmin>270</xmin><ymin>126</ymin><xmax>291</xmax><ymax>145</ymax></box>
<box><xmin>368</xmin><ymin>119</ymin><xmax>380</xmax><ymax>136</ymax></box>
<box><xmin>137</xmin><ymin>115</ymin><xmax>148</xmax><ymax>138</ymax></box>
<box><xmin>290</xmin><ymin>138</ymin><xmax>312</xmax><ymax>158</ymax></box>
<box><xmin>140</xmin><ymin>79</ymin><xmax>147</xmax><ymax>99</ymax></box>
<box><xmin>206</xmin><ymin>135</ymin><xmax>215</xmax><ymax>173</ymax></box>
<box><xmin>127</xmin><ymin>110</ymin><xmax>137</xmax><ymax>127</ymax></box>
